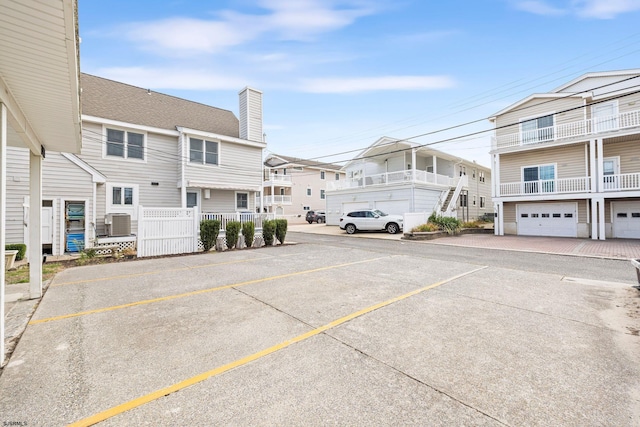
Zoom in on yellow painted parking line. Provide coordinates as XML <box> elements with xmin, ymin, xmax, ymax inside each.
<box><xmin>68</xmin><ymin>265</ymin><xmax>486</xmax><ymax>427</ymax></box>
<box><xmin>31</xmin><ymin>256</ymin><xmax>393</xmax><ymax>325</ymax></box>
<box><xmin>51</xmin><ymin>257</ymin><xmax>276</xmax><ymax>287</ymax></box>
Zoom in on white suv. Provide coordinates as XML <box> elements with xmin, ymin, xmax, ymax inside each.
<box><xmin>339</xmin><ymin>209</ymin><xmax>403</xmax><ymax>234</ymax></box>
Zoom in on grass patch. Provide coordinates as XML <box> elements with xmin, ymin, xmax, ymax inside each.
<box><xmin>5</xmin><ymin>263</ymin><xmax>66</xmax><ymax>285</ymax></box>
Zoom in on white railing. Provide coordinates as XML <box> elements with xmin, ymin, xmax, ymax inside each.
<box><xmin>201</xmin><ymin>212</ymin><xmax>274</xmax><ymax>231</ymax></box>
<box><xmin>264</xmin><ymin>174</ymin><xmax>292</xmax><ymax>184</ymax></box>
<box><xmin>494</xmin><ymin>108</ymin><xmax>640</xmax><ymax>149</ymax></box>
<box><xmin>137</xmin><ymin>206</ymin><xmax>200</xmax><ymax>258</ymax></box>
<box><xmin>602</xmin><ymin>173</ymin><xmax>640</xmax><ymax>191</ymax></box>
<box><xmin>499</xmin><ymin>177</ymin><xmax>590</xmax><ymax>196</ymax></box>
<box><xmin>263</xmin><ymin>195</ymin><xmax>292</xmax><ymax>205</ymax></box>
<box><xmin>326</xmin><ymin>169</ymin><xmax>456</xmax><ymax>191</ymax></box>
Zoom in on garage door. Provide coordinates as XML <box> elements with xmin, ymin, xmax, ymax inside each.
<box><xmin>517</xmin><ymin>203</ymin><xmax>577</xmax><ymax>237</ymax></box>
<box><xmin>613</xmin><ymin>201</ymin><xmax>640</xmax><ymax>239</ymax></box>
<box><xmin>374</xmin><ymin>200</ymin><xmax>410</xmax><ymax>216</ymax></box>
<box><xmin>341</xmin><ymin>202</ymin><xmax>370</xmax><ymax>215</ymax></box>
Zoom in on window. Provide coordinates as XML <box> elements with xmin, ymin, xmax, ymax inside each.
<box><xmin>186</xmin><ymin>192</ymin><xmax>198</xmax><ymax>208</ymax></box>
<box><xmin>460</xmin><ymin>194</ymin><xmax>468</xmax><ymax>207</ymax></box>
<box><xmin>472</xmin><ymin>169</ymin><xmax>476</xmax><ymax>179</ymax></box>
<box><xmin>320</xmin><ymin>189</ymin><xmax>326</xmax><ymax>199</ymax></box>
<box><xmin>564</xmin><ymin>213</ymin><xmax>573</xmax><ymax>218</ymax></box>
<box><xmin>459</xmin><ymin>166</ymin><xmax>466</xmax><ymax>177</ymax></box>
<box><xmin>521</xmin><ymin>214</ymin><xmax>529</xmax><ymax>218</ymax></box>
<box><xmin>552</xmin><ymin>213</ymin><xmax>561</xmax><ymax>218</ymax></box>
<box><xmin>320</xmin><ymin>171</ymin><xmax>325</xmax><ymax>180</ymax></box>
<box><xmin>521</xmin><ymin>114</ymin><xmax>554</xmax><ymax>143</ymax></box>
<box><xmin>523</xmin><ymin>164</ymin><xmax>555</xmax><ymax>193</ymax></box>
<box><xmin>112</xmin><ymin>186</ymin><xmax>134</xmax><ymax>206</ymax></box>
<box><xmin>306</xmin><ymin>188</ymin><xmax>312</xmax><ymax>196</ymax></box>
<box><xmin>335</xmin><ymin>173</ymin><xmax>340</xmax><ymax>180</ymax></box>
<box><xmin>479</xmin><ymin>171</ymin><xmax>486</xmax><ymax>183</ymax></box>
<box><xmin>480</xmin><ymin>196</ymin><xmax>486</xmax><ymax>208</ymax></box>
<box><xmin>190</xmin><ymin>138</ymin><xmax>218</xmax><ymax>165</ymax></box>
<box><xmin>106</xmin><ymin>128</ymin><xmax>145</xmax><ymax>160</ymax></box>
<box><xmin>303</xmin><ymin>206</ymin><xmax>310</xmax><ymax>210</ymax></box>
<box><xmin>541</xmin><ymin>213</ymin><xmax>550</xmax><ymax>218</ymax></box>
<box><xmin>107</xmin><ymin>183</ymin><xmax>138</xmax><ymax>214</ymax></box>
<box><xmin>279</xmin><ymin>188</ymin><xmax>285</xmax><ymax>196</ymax></box>
<box><xmin>236</xmin><ymin>192</ymin><xmax>248</xmax><ymax>210</ymax></box>
<box><xmin>473</xmin><ymin>195</ymin><xmax>476</xmax><ymax>206</ymax></box>
<box><xmin>283</xmin><ymin>168</ymin><xmax>287</xmax><ymax>175</ymax></box>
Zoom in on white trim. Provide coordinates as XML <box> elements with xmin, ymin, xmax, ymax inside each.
<box><xmin>102</xmin><ymin>125</ymin><xmax>148</xmax><ymax>164</ymax></box>
<box><xmin>106</xmin><ymin>182</ymin><xmax>139</xmax><ymax>217</ymax></box>
<box><xmin>82</xmin><ymin>115</ymin><xmax>179</xmax><ymax>137</ymax></box>
<box><xmin>235</xmin><ymin>191</ymin><xmax>249</xmax><ymax>210</ymax></box>
<box><xmin>187</xmin><ymin>136</ymin><xmax>220</xmax><ymax>167</ymax></box>
<box><xmin>552</xmin><ymin>69</ymin><xmax>640</xmax><ymax>93</ymax></box>
<box><xmin>61</xmin><ymin>153</ymin><xmax>107</xmax><ymax>183</ymax></box>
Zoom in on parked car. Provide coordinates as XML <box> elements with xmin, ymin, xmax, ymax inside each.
<box><xmin>305</xmin><ymin>210</ymin><xmax>326</xmax><ymax>224</ymax></box>
<box><xmin>339</xmin><ymin>209</ymin><xmax>403</xmax><ymax>234</ymax></box>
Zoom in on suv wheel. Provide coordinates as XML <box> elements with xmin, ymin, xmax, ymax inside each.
<box><xmin>345</xmin><ymin>224</ymin><xmax>356</xmax><ymax>234</ymax></box>
<box><xmin>386</xmin><ymin>223</ymin><xmax>399</xmax><ymax>234</ymax></box>
<box><xmin>317</xmin><ymin>217</ymin><xmax>324</xmax><ymax>224</ymax></box>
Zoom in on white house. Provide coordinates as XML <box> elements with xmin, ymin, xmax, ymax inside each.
<box><xmin>5</xmin><ymin>73</ymin><xmax>266</xmax><ymax>256</ymax></box>
<box><xmin>325</xmin><ymin>137</ymin><xmax>492</xmax><ymax>225</ymax></box>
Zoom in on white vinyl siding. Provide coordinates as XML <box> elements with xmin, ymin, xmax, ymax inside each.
<box><xmin>185</xmin><ymin>140</ymin><xmax>262</xmax><ymax>189</ymax></box>
<box><xmin>500</xmin><ymin>144</ymin><xmax>586</xmax><ymax>183</ymax></box>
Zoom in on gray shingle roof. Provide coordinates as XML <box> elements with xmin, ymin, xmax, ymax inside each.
<box><xmin>265</xmin><ymin>154</ymin><xmax>343</xmax><ymax>171</ymax></box>
<box><xmin>80</xmin><ymin>73</ymin><xmax>239</xmax><ymax>137</ymax></box>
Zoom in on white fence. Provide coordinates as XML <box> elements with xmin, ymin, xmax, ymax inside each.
<box><xmin>201</xmin><ymin>212</ymin><xmax>274</xmax><ymax>233</ymax></box>
<box><xmin>137</xmin><ymin>206</ymin><xmax>200</xmax><ymax>258</ymax></box>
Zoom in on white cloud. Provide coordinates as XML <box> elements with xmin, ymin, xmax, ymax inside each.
<box><xmin>514</xmin><ymin>1</ymin><xmax>566</xmax><ymax>15</ymax></box>
<box><xmin>95</xmin><ymin>67</ymin><xmax>249</xmax><ymax>90</ymax></box>
<box><xmin>572</xmin><ymin>0</ymin><xmax>640</xmax><ymax>18</ymax></box>
<box><xmin>300</xmin><ymin>75</ymin><xmax>456</xmax><ymax>93</ymax></box>
<box><xmin>121</xmin><ymin>1</ymin><xmax>376</xmax><ymax>56</ymax></box>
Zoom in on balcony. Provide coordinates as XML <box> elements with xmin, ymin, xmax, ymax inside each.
<box><xmin>264</xmin><ymin>174</ymin><xmax>292</xmax><ymax>186</ymax></box>
<box><xmin>263</xmin><ymin>195</ymin><xmax>292</xmax><ymax>206</ymax></box>
<box><xmin>602</xmin><ymin>173</ymin><xmax>640</xmax><ymax>192</ymax></box>
<box><xmin>327</xmin><ymin>169</ymin><xmax>456</xmax><ymax>191</ymax></box>
<box><xmin>499</xmin><ymin>177</ymin><xmax>591</xmax><ymax>196</ymax></box>
<box><xmin>493</xmin><ymin>108</ymin><xmax>640</xmax><ymax>150</ymax></box>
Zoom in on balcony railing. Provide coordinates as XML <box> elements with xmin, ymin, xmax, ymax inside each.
<box><xmin>264</xmin><ymin>174</ymin><xmax>292</xmax><ymax>185</ymax></box>
<box><xmin>326</xmin><ymin>169</ymin><xmax>456</xmax><ymax>191</ymax></box>
<box><xmin>602</xmin><ymin>173</ymin><xmax>640</xmax><ymax>191</ymax></box>
<box><xmin>499</xmin><ymin>177</ymin><xmax>591</xmax><ymax>196</ymax></box>
<box><xmin>263</xmin><ymin>195</ymin><xmax>292</xmax><ymax>206</ymax></box>
<box><xmin>494</xmin><ymin>108</ymin><xmax>640</xmax><ymax>149</ymax></box>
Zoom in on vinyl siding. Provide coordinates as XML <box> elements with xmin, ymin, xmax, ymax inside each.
<box><xmin>603</xmin><ymin>138</ymin><xmax>640</xmax><ymax>174</ymax></box>
<box><xmin>5</xmin><ymin>148</ymin><xmax>30</xmax><ymax>244</ymax></box>
<box><xmin>200</xmin><ymin>189</ymin><xmax>255</xmax><ymax>213</ymax></box>
<box><xmin>499</xmin><ymin>144</ymin><xmax>587</xmax><ymax>183</ymax></box>
<box><xmin>185</xmin><ymin>140</ymin><xmax>262</xmax><ymax>189</ymax></box>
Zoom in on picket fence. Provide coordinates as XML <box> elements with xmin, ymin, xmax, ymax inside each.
<box><xmin>137</xmin><ymin>207</ymin><xmax>275</xmax><ymax>258</ymax></box>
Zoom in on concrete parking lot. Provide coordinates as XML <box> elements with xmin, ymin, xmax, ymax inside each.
<box><xmin>1</xmin><ymin>235</ymin><xmax>639</xmax><ymax>426</ymax></box>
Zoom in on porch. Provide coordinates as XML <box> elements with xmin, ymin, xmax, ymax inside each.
<box><xmin>498</xmin><ymin>173</ymin><xmax>640</xmax><ymax>197</ymax></box>
<box><xmin>327</xmin><ymin>169</ymin><xmax>456</xmax><ymax>191</ymax></box>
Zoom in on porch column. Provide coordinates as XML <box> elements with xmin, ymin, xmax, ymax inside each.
<box><xmin>492</xmin><ymin>153</ymin><xmax>500</xmax><ymax>198</ymax></box>
<box><xmin>411</xmin><ymin>148</ymin><xmax>416</xmax><ymax>179</ymax></box>
<box><xmin>596</xmin><ymin>138</ymin><xmax>604</xmax><ymax>193</ymax></box>
<box><xmin>432</xmin><ymin>155</ymin><xmax>437</xmax><ymax>175</ymax></box>
<box><xmin>180</xmin><ymin>133</ymin><xmax>187</xmax><ymax>208</ymax></box>
<box><xmin>590</xmin><ymin>198</ymin><xmax>599</xmax><ymax>240</ymax></box>
<box><xmin>598</xmin><ymin>197</ymin><xmax>606</xmax><ymax>240</ymax></box>
<box><xmin>1</xmin><ymin>103</ymin><xmax>7</xmax><ymax>362</ymax></box>
<box><xmin>29</xmin><ymin>151</ymin><xmax>43</xmax><ymax>299</ymax></box>
<box><xmin>589</xmin><ymin>139</ymin><xmax>596</xmax><ymax>193</ymax></box>
<box><xmin>495</xmin><ymin>202</ymin><xmax>503</xmax><ymax>236</ymax></box>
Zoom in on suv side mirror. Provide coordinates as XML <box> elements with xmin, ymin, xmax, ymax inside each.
<box><xmin>373</xmin><ymin>214</ymin><xmax>380</xmax><ymax>218</ymax></box>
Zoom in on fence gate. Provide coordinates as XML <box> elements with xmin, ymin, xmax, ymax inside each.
<box><xmin>137</xmin><ymin>206</ymin><xmax>200</xmax><ymax>258</ymax></box>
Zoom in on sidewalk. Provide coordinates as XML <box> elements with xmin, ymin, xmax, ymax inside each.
<box><xmin>288</xmin><ymin>223</ymin><xmax>640</xmax><ymax>260</ymax></box>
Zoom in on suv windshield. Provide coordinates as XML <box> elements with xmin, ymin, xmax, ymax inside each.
<box><xmin>373</xmin><ymin>209</ymin><xmax>388</xmax><ymax>217</ymax></box>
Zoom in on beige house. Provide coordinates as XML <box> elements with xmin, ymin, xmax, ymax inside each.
<box><xmin>262</xmin><ymin>154</ymin><xmax>345</xmax><ymax>216</ymax></box>
<box><xmin>325</xmin><ymin>137</ymin><xmax>492</xmax><ymax>225</ymax></box>
<box><xmin>490</xmin><ymin>69</ymin><xmax>640</xmax><ymax>239</ymax></box>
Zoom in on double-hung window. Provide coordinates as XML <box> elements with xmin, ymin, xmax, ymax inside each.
<box><xmin>523</xmin><ymin>164</ymin><xmax>555</xmax><ymax>194</ymax></box>
<box><xmin>236</xmin><ymin>192</ymin><xmax>248</xmax><ymax>210</ymax></box>
<box><xmin>106</xmin><ymin>129</ymin><xmax>144</xmax><ymax>160</ymax></box>
<box><xmin>521</xmin><ymin>114</ymin><xmax>554</xmax><ymax>144</ymax></box>
<box><xmin>320</xmin><ymin>189</ymin><xmax>326</xmax><ymax>199</ymax></box>
<box><xmin>320</xmin><ymin>171</ymin><xmax>325</xmax><ymax>179</ymax></box>
<box><xmin>190</xmin><ymin>138</ymin><xmax>218</xmax><ymax>165</ymax></box>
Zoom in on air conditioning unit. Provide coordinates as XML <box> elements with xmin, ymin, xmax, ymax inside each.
<box><xmin>105</xmin><ymin>213</ymin><xmax>131</xmax><ymax>237</ymax></box>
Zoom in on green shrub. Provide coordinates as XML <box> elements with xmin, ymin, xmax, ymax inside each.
<box><xmin>200</xmin><ymin>219</ymin><xmax>220</xmax><ymax>252</ymax></box>
<box><xmin>6</xmin><ymin>244</ymin><xmax>26</xmax><ymax>261</ymax></box>
<box><xmin>428</xmin><ymin>212</ymin><xmax>462</xmax><ymax>235</ymax></box>
<box><xmin>411</xmin><ymin>223</ymin><xmax>439</xmax><ymax>232</ymax></box>
<box><xmin>262</xmin><ymin>220</ymin><xmax>276</xmax><ymax>246</ymax></box>
<box><xmin>225</xmin><ymin>221</ymin><xmax>241</xmax><ymax>249</ymax></box>
<box><xmin>242</xmin><ymin>221</ymin><xmax>255</xmax><ymax>248</ymax></box>
<box><xmin>461</xmin><ymin>220</ymin><xmax>481</xmax><ymax>229</ymax></box>
<box><xmin>275</xmin><ymin>219</ymin><xmax>288</xmax><ymax>244</ymax></box>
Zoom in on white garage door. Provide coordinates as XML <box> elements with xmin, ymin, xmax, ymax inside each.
<box><xmin>613</xmin><ymin>202</ymin><xmax>640</xmax><ymax>239</ymax></box>
<box><xmin>374</xmin><ymin>200</ymin><xmax>410</xmax><ymax>216</ymax></box>
<box><xmin>341</xmin><ymin>202</ymin><xmax>370</xmax><ymax>215</ymax></box>
<box><xmin>517</xmin><ymin>203</ymin><xmax>577</xmax><ymax>237</ymax></box>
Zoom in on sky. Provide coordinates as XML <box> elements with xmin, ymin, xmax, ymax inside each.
<box><xmin>78</xmin><ymin>0</ymin><xmax>640</xmax><ymax>167</ymax></box>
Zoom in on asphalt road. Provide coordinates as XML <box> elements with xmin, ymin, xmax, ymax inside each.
<box><xmin>0</xmin><ymin>234</ymin><xmax>638</xmax><ymax>426</ymax></box>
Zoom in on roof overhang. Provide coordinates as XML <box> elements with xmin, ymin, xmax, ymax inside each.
<box><xmin>0</xmin><ymin>0</ymin><xmax>82</xmax><ymax>154</ymax></box>
<box><xmin>178</xmin><ymin>126</ymin><xmax>266</xmax><ymax>149</ymax></box>
<box><xmin>490</xmin><ymin>93</ymin><xmax>582</xmax><ymax>119</ymax></box>
<box><xmin>186</xmin><ymin>180</ymin><xmax>261</xmax><ymax>192</ymax></box>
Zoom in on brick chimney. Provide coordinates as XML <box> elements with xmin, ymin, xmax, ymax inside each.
<box><xmin>239</xmin><ymin>87</ymin><xmax>263</xmax><ymax>142</ymax></box>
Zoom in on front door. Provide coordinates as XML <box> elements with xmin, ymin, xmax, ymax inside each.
<box><xmin>602</xmin><ymin>157</ymin><xmax>619</xmax><ymax>191</ymax></box>
<box><xmin>41</xmin><ymin>206</ymin><xmax>53</xmax><ymax>244</ymax></box>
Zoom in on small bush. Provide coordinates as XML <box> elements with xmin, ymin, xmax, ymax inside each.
<box><xmin>6</xmin><ymin>244</ymin><xmax>26</xmax><ymax>261</ymax></box>
<box><xmin>461</xmin><ymin>220</ymin><xmax>482</xmax><ymax>229</ymax></box>
<box><xmin>428</xmin><ymin>212</ymin><xmax>462</xmax><ymax>235</ymax></box>
<box><xmin>412</xmin><ymin>223</ymin><xmax>439</xmax><ymax>232</ymax></box>
<box><xmin>225</xmin><ymin>221</ymin><xmax>241</xmax><ymax>249</ymax></box>
<box><xmin>262</xmin><ymin>220</ymin><xmax>276</xmax><ymax>246</ymax></box>
<box><xmin>242</xmin><ymin>222</ymin><xmax>255</xmax><ymax>248</ymax></box>
<box><xmin>275</xmin><ymin>219</ymin><xmax>288</xmax><ymax>244</ymax></box>
<box><xmin>200</xmin><ymin>219</ymin><xmax>220</xmax><ymax>252</ymax></box>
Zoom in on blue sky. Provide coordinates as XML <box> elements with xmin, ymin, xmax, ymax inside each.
<box><xmin>78</xmin><ymin>0</ymin><xmax>640</xmax><ymax>167</ymax></box>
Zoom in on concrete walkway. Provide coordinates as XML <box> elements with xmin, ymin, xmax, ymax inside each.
<box><xmin>288</xmin><ymin>223</ymin><xmax>640</xmax><ymax>260</ymax></box>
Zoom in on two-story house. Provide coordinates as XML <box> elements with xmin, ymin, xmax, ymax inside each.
<box><xmin>490</xmin><ymin>69</ymin><xmax>640</xmax><ymax>240</ymax></box>
<box><xmin>262</xmin><ymin>154</ymin><xmax>345</xmax><ymax>217</ymax></box>
<box><xmin>5</xmin><ymin>73</ymin><xmax>266</xmax><ymax>255</ymax></box>
<box><xmin>325</xmin><ymin>137</ymin><xmax>492</xmax><ymax>225</ymax></box>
